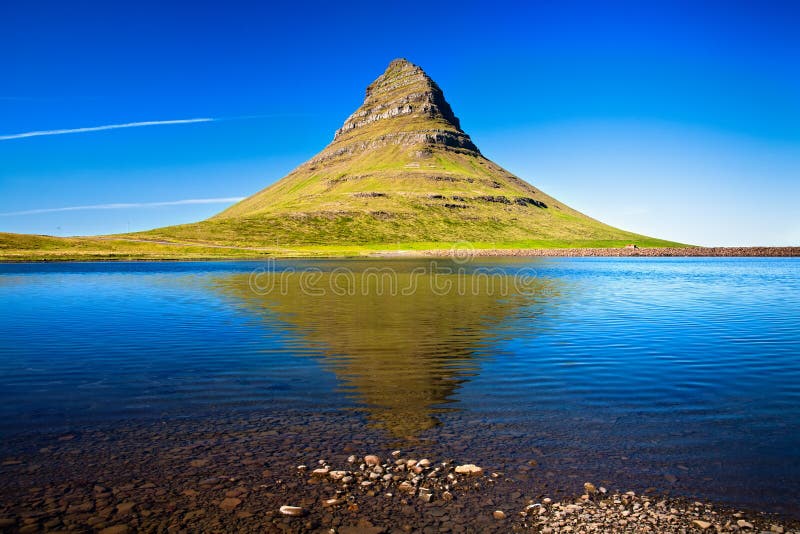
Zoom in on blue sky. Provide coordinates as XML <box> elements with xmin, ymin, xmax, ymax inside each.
<box><xmin>1</xmin><ymin>0</ymin><xmax>798</xmax><ymax>246</ymax></box>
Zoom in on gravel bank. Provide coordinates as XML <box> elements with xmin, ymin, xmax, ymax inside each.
<box><xmin>419</xmin><ymin>247</ymin><xmax>800</xmax><ymax>258</ymax></box>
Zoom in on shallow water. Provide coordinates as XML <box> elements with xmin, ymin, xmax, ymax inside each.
<box><xmin>1</xmin><ymin>258</ymin><xmax>799</xmax><ymax>515</ymax></box>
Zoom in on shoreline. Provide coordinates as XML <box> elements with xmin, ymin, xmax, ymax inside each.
<box><xmin>416</xmin><ymin>246</ymin><xmax>800</xmax><ymax>258</ymax></box>
<box><xmin>0</xmin><ymin>246</ymin><xmax>799</xmax><ymax>263</ymax></box>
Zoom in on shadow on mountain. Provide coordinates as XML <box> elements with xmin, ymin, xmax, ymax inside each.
<box><xmin>212</xmin><ymin>260</ymin><xmax>562</xmax><ymax>438</ymax></box>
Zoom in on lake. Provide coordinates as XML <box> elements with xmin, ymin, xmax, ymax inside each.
<box><xmin>1</xmin><ymin>258</ymin><xmax>799</xmax><ymax>521</ymax></box>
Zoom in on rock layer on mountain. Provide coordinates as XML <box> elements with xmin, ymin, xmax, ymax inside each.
<box><xmin>330</xmin><ymin>58</ymin><xmax>479</xmax><ymax>153</ymax></box>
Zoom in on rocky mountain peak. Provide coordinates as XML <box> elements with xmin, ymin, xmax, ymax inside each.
<box><xmin>330</xmin><ymin>58</ymin><xmax>478</xmax><ymax>154</ymax></box>
<box><xmin>362</xmin><ymin>58</ymin><xmax>461</xmax><ymax>129</ymax></box>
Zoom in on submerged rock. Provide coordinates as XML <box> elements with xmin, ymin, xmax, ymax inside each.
<box><xmin>219</xmin><ymin>497</ymin><xmax>241</xmax><ymax>511</ymax></box>
<box><xmin>278</xmin><ymin>505</ymin><xmax>305</xmax><ymax>517</ymax></box>
<box><xmin>454</xmin><ymin>464</ymin><xmax>483</xmax><ymax>476</ymax></box>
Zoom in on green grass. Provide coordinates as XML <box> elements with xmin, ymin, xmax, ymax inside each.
<box><xmin>0</xmin><ymin>233</ymin><xmax>273</xmax><ymax>262</ymax></box>
<box><xmin>0</xmin><ymin>139</ymin><xmax>686</xmax><ymax>262</ymax></box>
<box><xmin>0</xmin><ymin>231</ymin><xmax>686</xmax><ymax>263</ymax></box>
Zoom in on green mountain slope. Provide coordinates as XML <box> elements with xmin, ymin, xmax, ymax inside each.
<box><xmin>137</xmin><ymin>58</ymin><xmax>680</xmax><ymax>249</ymax></box>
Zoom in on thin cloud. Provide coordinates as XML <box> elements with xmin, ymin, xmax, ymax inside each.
<box><xmin>0</xmin><ymin>197</ymin><xmax>244</xmax><ymax>216</ymax></box>
<box><xmin>0</xmin><ymin>118</ymin><xmax>214</xmax><ymax>141</ymax></box>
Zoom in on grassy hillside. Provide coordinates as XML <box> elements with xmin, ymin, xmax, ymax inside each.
<box><xmin>0</xmin><ymin>59</ymin><xmax>686</xmax><ymax>262</ymax></box>
<box><xmin>132</xmin><ymin>144</ymin><xmax>681</xmax><ymax>249</ymax></box>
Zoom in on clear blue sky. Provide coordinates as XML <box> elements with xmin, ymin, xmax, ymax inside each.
<box><xmin>1</xmin><ymin>0</ymin><xmax>798</xmax><ymax>246</ymax></box>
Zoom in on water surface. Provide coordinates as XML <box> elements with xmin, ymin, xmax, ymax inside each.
<box><xmin>1</xmin><ymin>258</ymin><xmax>798</xmax><ymax>514</ymax></box>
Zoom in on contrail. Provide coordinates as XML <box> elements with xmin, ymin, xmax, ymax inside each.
<box><xmin>0</xmin><ymin>118</ymin><xmax>214</xmax><ymax>141</ymax></box>
<box><xmin>0</xmin><ymin>197</ymin><xmax>245</xmax><ymax>216</ymax></box>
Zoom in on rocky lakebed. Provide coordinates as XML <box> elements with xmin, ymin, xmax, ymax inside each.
<box><xmin>1</xmin><ymin>411</ymin><xmax>797</xmax><ymax>534</ymax></box>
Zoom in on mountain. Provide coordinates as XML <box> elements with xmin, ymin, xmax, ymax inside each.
<box><xmin>134</xmin><ymin>58</ymin><xmax>679</xmax><ymax>250</ymax></box>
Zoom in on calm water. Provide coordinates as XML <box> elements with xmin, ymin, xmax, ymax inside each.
<box><xmin>1</xmin><ymin>258</ymin><xmax>799</xmax><ymax>513</ymax></box>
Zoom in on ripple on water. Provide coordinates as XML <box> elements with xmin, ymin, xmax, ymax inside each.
<box><xmin>0</xmin><ymin>258</ymin><xmax>799</xmax><ymax>512</ymax></box>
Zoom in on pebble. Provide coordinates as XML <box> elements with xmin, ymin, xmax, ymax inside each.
<box><xmin>67</xmin><ymin>501</ymin><xmax>93</xmax><ymax>513</ymax></box>
<box><xmin>278</xmin><ymin>505</ymin><xmax>305</xmax><ymax>517</ymax></box>
<box><xmin>691</xmin><ymin>519</ymin><xmax>712</xmax><ymax>530</ymax></box>
<box><xmin>454</xmin><ymin>464</ymin><xmax>483</xmax><ymax>476</ymax></box>
<box><xmin>364</xmin><ymin>455</ymin><xmax>380</xmax><ymax>466</ymax></box>
<box><xmin>116</xmin><ymin>502</ymin><xmax>136</xmax><ymax>515</ymax></box>
<box><xmin>398</xmin><ymin>481</ymin><xmax>415</xmax><ymax>493</ymax></box>
<box><xmin>493</xmin><ymin>510</ymin><xmax>506</xmax><ymax>519</ymax></box>
<box><xmin>219</xmin><ymin>497</ymin><xmax>241</xmax><ymax>511</ymax></box>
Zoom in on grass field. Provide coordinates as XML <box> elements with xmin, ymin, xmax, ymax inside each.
<box><xmin>0</xmin><ymin>231</ymin><xmax>686</xmax><ymax>262</ymax></box>
<box><xmin>0</xmin><ymin>233</ymin><xmax>273</xmax><ymax>262</ymax></box>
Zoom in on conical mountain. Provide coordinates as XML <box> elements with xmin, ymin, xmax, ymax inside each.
<box><xmin>144</xmin><ymin>59</ymin><xmax>677</xmax><ymax>248</ymax></box>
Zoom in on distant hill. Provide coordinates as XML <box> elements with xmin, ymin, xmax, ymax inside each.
<box><xmin>135</xmin><ymin>58</ymin><xmax>678</xmax><ymax>250</ymax></box>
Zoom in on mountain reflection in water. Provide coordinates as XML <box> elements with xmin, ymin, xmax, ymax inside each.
<box><xmin>213</xmin><ymin>260</ymin><xmax>560</xmax><ymax>437</ymax></box>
